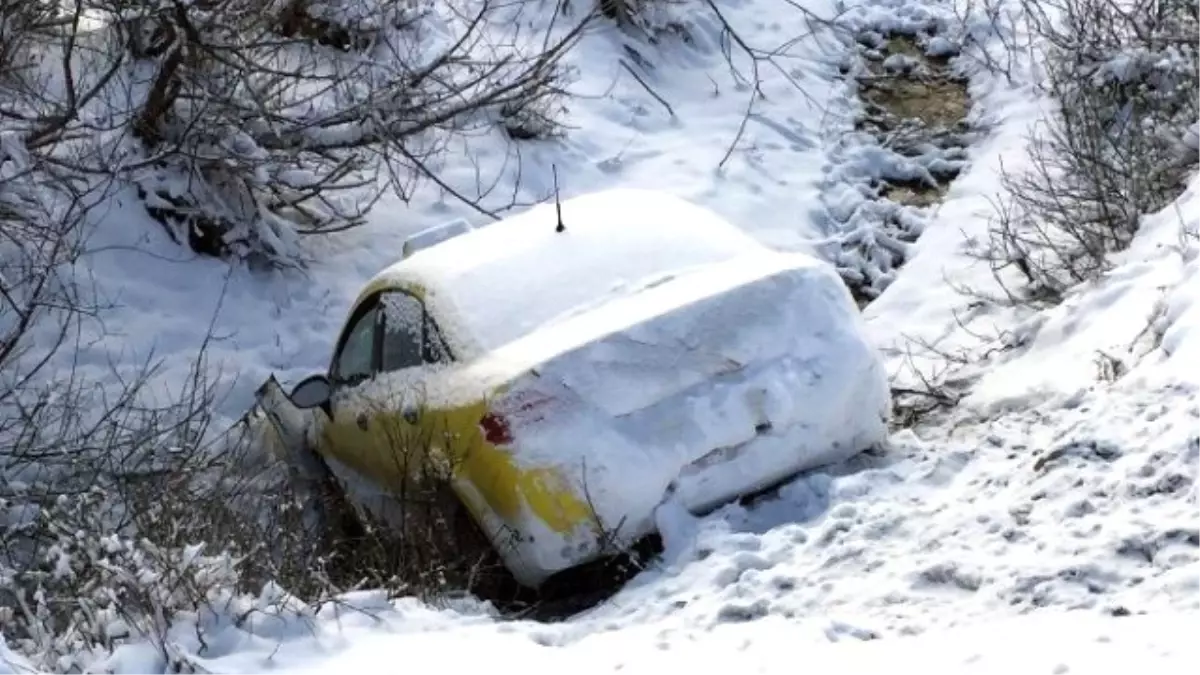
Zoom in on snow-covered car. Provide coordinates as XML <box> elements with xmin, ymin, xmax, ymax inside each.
<box><xmin>257</xmin><ymin>188</ymin><xmax>890</xmax><ymax>588</ymax></box>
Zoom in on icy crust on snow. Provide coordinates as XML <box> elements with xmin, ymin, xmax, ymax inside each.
<box><xmin>367</xmin><ymin>188</ymin><xmax>769</xmax><ymax>358</ymax></box>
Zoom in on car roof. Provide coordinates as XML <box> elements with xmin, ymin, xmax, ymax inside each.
<box><xmin>364</xmin><ymin>188</ymin><xmax>767</xmax><ymax>358</ymax></box>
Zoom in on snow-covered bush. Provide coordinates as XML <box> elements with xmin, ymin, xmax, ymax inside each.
<box><xmin>0</xmin><ymin>171</ymin><xmax>502</xmax><ymax>668</ymax></box>
<box><xmin>0</xmin><ymin>374</ymin><xmax>510</xmax><ymax>671</ymax></box>
<box><xmin>0</xmin><ymin>489</ymin><xmax>243</xmax><ymax>672</ymax></box>
<box><xmin>0</xmin><ymin>0</ymin><xmax>587</xmax><ymax>266</ymax></box>
<box><xmin>979</xmin><ymin>0</ymin><xmax>1198</xmax><ymax>303</ymax></box>
<box><xmin>598</xmin><ymin>0</ymin><xmax>684</xmax><ymax>27</ymax></box>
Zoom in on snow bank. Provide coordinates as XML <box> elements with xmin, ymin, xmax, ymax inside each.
<box><xmin>78</xmin><ymin>598</ymin><xmax>1197</xmax><ymax>674</ymax></box>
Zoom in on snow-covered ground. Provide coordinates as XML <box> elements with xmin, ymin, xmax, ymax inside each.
<box><xmin>6</xmin><ymin>595</ymin><xmax>1197</xmax><ymax>674</ymax></box>
<box><xmin>3</xmin><ymin>0</ymin><xmax>1198</xmax><ymax>671</ymax></box>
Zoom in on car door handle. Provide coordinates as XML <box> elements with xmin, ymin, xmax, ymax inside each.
<box><xmin>356</xmin><ymin>412</ymin><xmax>370</xmax><ymax>431</ymax></box>
<box><xmin>402</xmin><ymin>406</ymin><xmax>419</xmax><ymax>425</ymax></box>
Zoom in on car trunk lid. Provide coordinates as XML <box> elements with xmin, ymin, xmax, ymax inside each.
<box><xmin>469</xmin><ymin>250</ymin><xmax>887</xmax><ymax>532</ymax></box>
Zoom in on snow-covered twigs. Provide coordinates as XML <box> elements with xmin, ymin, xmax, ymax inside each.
<box><xmin>969</xmin><ymin>0</ymin><xmax>1198</xmax><ymax>304</ymax></box>
<box><xmin>314</xmin><ymin>393</ymin><xmax>512</xmax><ymax>604</ymax></box>
<box><xmin>0</xmin><ymin>185</ymin><xmax>312</xmax><ymax>670</ymax></box>
<box><xmin>0</xmin><ymin>489</ymin><xmax>243</xmax><ymax>672</ymax></box>
<box><xmin>0</xmin><ymin>338</ymin><xmax>373</xmax><ymax>670</ymax></box>
<box><xmin>888</xmin><ymin>352</ymin><xmax>965</xmax><ymax>429</ymax></box>
<box><xmin>953</xmin><ymin>0</ymin><xmax>1032</xmax><ymax>85</ymax></box>
<box><xmin>1</xmin><ymin>0</ymin><xmax>592</xmax><ymax>266</ymax></box>
<box><xmin>0</xmin><ymin>349</ymin><xmax>232</xmax><ymax>672</ymax></box>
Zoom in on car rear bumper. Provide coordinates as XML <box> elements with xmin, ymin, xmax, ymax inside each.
<box><xmin>671</xmin><ymin>417</ymin><xmax>880</xmax><ymax>516</ymax></box>
<box><xmin>472</xmin><ymin>405</ymin><xmax>886</xmax><ymax>589</ymax></box>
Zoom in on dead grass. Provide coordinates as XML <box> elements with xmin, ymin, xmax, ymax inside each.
<box><xmin>881</xmin><ymin>180</ymin><xmax>943</xmax><ymax>208</ymax></box>
<box><xmin>863</xmin><ymin>78</ymin><xmax>969</xmax><ymax>130</ymax></box>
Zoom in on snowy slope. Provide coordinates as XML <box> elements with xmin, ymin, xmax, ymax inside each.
<box><xmin>256</xmin><ymin>0</ymin><xmax>1195</xmax><ymax>665</ymax></box>
<box><xmin>74</xmin><ymin>597</ymin><xmax>1200</xmax><ymax>674</ymax></box>
<box><xmin>4</xmin><ymin>0</ymin><xmax>1198</xmax><ymax>671</ymax></box>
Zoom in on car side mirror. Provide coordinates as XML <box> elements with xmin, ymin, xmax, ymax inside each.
<box><xmin>289</xmin><ymin>374</ymin><xmax>332</xmax><ymax>416</ymax></box>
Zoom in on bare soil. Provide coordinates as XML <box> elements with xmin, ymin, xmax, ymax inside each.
<box><xmin>856</xmin><ymin>34</ymin><xmax>972</xmax><ymax>208</ymax></box>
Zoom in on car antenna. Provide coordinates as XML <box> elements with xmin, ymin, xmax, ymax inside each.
<box><xmin>552</xmin><ymin>164</ymin><xmax>566</xmax><ymax>233</ymax></box>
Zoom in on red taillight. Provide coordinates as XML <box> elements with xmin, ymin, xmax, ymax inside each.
<box><xmin>480</xmin><ymin>413</ymin><xmax>513</xmax><ymax>446</ymax></box>
<box><xmin>481</xmin><ymin>391</ymin><xmax>555</xmax><ymax>446</ymax></box>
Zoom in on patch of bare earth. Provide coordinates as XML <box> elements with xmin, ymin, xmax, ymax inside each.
<box><xmin>856</xmin><ymin>32</ymin><xmax>971</xmax><ymax>211</ymax></box>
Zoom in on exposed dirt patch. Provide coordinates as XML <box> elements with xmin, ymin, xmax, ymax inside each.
<box><xmin>820</xmin><ymin>27</ymin><xmax>976</xmax><ymax>308</ymax></box>
<box><xmin>855</xmin><ymin>34</ymin><xmax>971</xmax><ymax>209</ymax></box>
<box><xmin>865</xmin><ymin>78</ymin><xmax>968</xmax><ymax>130</ymax></box>
<box><xmin>881</xmin><ymin>180</ymin><xmax>943</xmax><ymax>208</ymax></box>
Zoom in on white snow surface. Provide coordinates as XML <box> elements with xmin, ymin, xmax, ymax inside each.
<box><xmin>79</xmin><ymin>600</ymin><xmax>1200</xmax><ymax>674</ymax></box>
<box><xmin>5</xmin><ymin>0</ymin><xmax>1199</xmax><ymax>671</ymax></box>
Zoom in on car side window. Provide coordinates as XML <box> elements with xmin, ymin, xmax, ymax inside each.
<box><xmin>331</xmin><ymin>300</ymin><xmax>381</xmax><ymax>388</ymax></box>
<box><xmin>380</xmin><ymin>292</ymin><xmax>424</xmax><ymax>372</ymax></box>
<box><xmin>424</xmin><ymin>314</ymin><xmax>452</xmax><ymax>365</ymax></box>
<box><xmin>379</xmin><ymin>291</ymin><xmax>454</xmax><ymax>373</ymax></box>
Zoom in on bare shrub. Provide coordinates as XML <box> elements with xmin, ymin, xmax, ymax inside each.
<box><xmin>973</xmin><ymin>0</ymin><xmax>1198</xmax><ymax>304</ymax></box>
<box><xmin>2</xmin><ymin>0</ymin><xmax>591</xmax><ymax>266</ymax></box>
<box><xmin>0</xmin><ymin>353</ymin><xmax>515</xmax><ymax>670</ymax></box>
<box><xmin>0</xmin><ymin>139</ymin><xmax>504</xmax><ymax>672</ymax></box>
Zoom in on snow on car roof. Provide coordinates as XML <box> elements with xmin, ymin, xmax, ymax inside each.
<box><xmin>370</xmin><ymin>189</ymin><xmax>768</xmax><ymax>356</ymax></box>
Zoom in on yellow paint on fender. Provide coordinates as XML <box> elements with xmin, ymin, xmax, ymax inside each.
<box><xmin>316</xmin><ymin>390</ymin><xmax>595</xmax><ymax>541</ymax></box>
<box><xmin>313</xmin><ymin>276</ymin><xmax>598</xmax><ymax>577</ymax></box>
<box><xmin>438</xmin><ymin>402</ymin><xmax>596</xmax><ymax>536</ymax></box>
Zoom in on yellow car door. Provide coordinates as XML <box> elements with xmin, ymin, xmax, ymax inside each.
<box><xmin>372</xmin><ymin>289</ymin><xmax>449</xmax><ymax>488</ymax></box>
<box><xmin>374</xmin><ymin>293</ymin><xmax>521</xmax><ymax>528</ymax></box>
<box><xmin>307</xmin><ymin>289</ymin><xmax>463</xmax><ymax>529</ymax></box>
<box><xmin>321</xmin><ymin>294</ymin><xmax>397</xmax><ymax>488</ymax></box>
<box><xmin>323</xmin><ymin>288</ymin><xmax>455</xmax><ymax>482</ymax></box>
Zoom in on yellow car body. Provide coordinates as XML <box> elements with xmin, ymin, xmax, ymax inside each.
<box><xmin>318</xmin><ymin>279</ymin><xmax>596</xmax><ymax>544</ymax></box>
<box><xmin>274</xmin><ymin>274</ymin><xmax>606</xmax><ymax>589</ymax></box>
